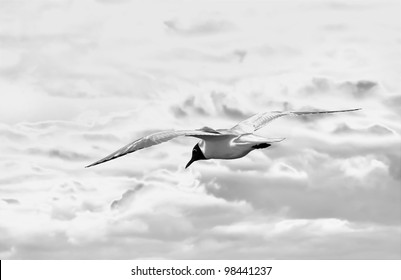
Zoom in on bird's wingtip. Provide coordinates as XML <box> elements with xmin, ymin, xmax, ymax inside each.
<box><xmin>85</xmin><ymin>162</ymin><xmax>96</xmax><ymax>168</ymax></box>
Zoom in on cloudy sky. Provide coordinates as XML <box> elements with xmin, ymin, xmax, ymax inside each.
<box><xmin>0</xmin><ymin>0</ymin><xmax>400</xmax><ymax>259</ymax></box>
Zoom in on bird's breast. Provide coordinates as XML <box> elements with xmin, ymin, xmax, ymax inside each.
<box><xmin>200</xmin><ymin>135</ymin><xmax>253</xmax><ymax>159</ymax></box>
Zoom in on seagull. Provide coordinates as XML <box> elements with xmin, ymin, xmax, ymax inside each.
<box><xmin>85</xmin><ymin>108</ymin><xmax>361</xmax><ymax>169</ymax></box>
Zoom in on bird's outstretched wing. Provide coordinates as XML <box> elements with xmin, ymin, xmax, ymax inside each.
<box><xmin>86</xmin><ymin>128</ymin><xmax>225</xmax><ymax>168</ymax></box>
<box><xmin>231</xmin><ymin>108</ymin><xmax>361</xmax><ymax>133</ymax></box>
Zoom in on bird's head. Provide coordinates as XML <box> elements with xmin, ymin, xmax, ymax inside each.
<box><xmin>185</xmin><ymin>143</ymin><xmax>206</xmax><ymax>169</ymax></box>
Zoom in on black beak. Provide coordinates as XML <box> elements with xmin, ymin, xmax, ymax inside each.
<box><xmin>185</xmin><ymin>158</ymin><xmax>195</xmax><ymax>169</ymax></box>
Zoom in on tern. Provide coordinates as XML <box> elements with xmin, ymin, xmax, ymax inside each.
<box><xmin>85</xmin><ymin>108</ymin><xmax>360</xmax><ymax>168</ymax></box>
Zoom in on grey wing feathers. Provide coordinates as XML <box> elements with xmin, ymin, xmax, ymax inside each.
<box><xmin>231</xmin><ymin>111</ymin><xmax>291</xmax><ymax>133</ymax></box>
<box><xmin>231</xmin><ymin>108</ymin><xmax>361</xmax><ymax>133</ymax></box>
<box><xmin>85</xmin><ymin>129</ymin><xmax>223</xmax><ymax>168</ymax></box>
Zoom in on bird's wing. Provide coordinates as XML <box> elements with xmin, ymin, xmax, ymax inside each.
<box><xmin>85</xmin><ymin>129</ymin><xmax>226</xmax><ymax>168</ymax></box>
<box><xmin>231</xmin><ymin>108</ymin><xmax>361</xmax><ymax>133</ymax></box>
<box><xmin>233</xmin><ymin>133</ymin><xmax>286</xmax><ymax>145</ymax></box>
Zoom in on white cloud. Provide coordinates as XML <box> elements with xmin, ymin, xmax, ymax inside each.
<box><xmin>269</xmin><ymin>162</ymin><xmax>308</xmax><ymax>179</ymax></box>
<box><xmin>340</xmin><ymin>156</ymin><xmax>388</xmax><ymax>180</ymax></box>
<box><xmin>213</xmin><ymin>218</ymin><xmax>354</xmax><ymax>238</ymax></box>
<box><xmin>0</xmin><ymin>0</ymin><xmax>399</xmax><ymax>259</ymax></box>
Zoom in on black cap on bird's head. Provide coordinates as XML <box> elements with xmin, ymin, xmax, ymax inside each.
<box><xmin>185</xmin><ymin>143</ymin><xmax>206</xmax><ymax>169</ymax></box>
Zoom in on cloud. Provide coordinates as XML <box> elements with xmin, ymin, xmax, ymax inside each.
<box><xmin>199</xmin><ymin>147</ymin><xmax>400</xmax><ymax>225</ymax></box>
<box><xmin>0</xmin><ymin>125</ymin><xmax>28</xmax><ymax>141</ymax></box>
<box><xmin>256</xmin><ymin>44</ymin><xmax>302</xmax><ymax>57</ymax></box>
<box><xmin>111</xmin><ymin>184</ymin><xmax>144</xmax><ymax>210</ymax></box>
<box><xmin>0</xmin><ymin>168</ymin><xmax>254</xmax><ymax>259</ymax></box>
<box><xmin>384</xmin><ymin>95</ymin><xmax>401</xmax><ymax>115</ymax></box>
<box><xmin>206</xmin><ymin>219</ymin><xmax>400</xmax><ymax>259</ymax></box>
<box><xmin>2</xmin><ymin>199</ymin><xmax>20</xmax><ymax>205</ymax></box>
<box><xmin>301</xmin><ymin>77</ymin><xmax>379</xmax><ymax>98</ymax></box>
<box><xmin>180</xmin><ymin>96</ymin><xmax>209</xmax><ymax>116</ymax></box>
<box><xmin>96</xmin><ymin>0</ymin><xmax>130</xmax><ymax>4</ymax></box>
<box><xmin>81</xmin><ymin>133</ymin><xmax>120</xmax><ymax>142</ymax></box>
<box><xmin>333</xmin><ymin>123</ymin><xmax>396</xmax><ymax>136</ymax></box>
<box><xmin>339</xmin><ymin>156</ymin><xmax>388</xmax><ymax>180</ymax></box>
<box><xmin>339</xmin><ymin>80</ymin><xmax>378</xmax><ymax>98</ymax></box>
<box><xmin>170</xmin><ymin>91</ymin><xmax>250</xmax><ymax>123</ymax></box>
<box><xmin>170</xmin><ymin>106</ymin><xmax>188</xmax><ymax>118</ymax></box>
<box><xmin>164</xmin><ymin>19</ymin><xmax>235</xmax><ymax>36</ymax></box>
<box><xmin>384</xmin><ymin>153</ymin><xmax>401</xmax><ymax>181</ymax></box>
<box><xmin>211</xmin><ymin>91</ymin><xmax>249</xmax><ymax>120</ymax></box>
<box><xmin>0</xmin><ymin>0</ymin><xmax>399</xmax><ymax>260</ymax></box>
<box><xmin>221</xmin><ymin>105</ymin><xmax>248</xmax><ymax>120</ymax></box>
<box><xmin>0</xmin><ymin>161</ymin><xmax>57</xmax><ymax>186</ymax></box>
<box><xmin>26</xmin><ymin>148</ymin><xmax>90</xmax><ymax>162</ymax></box>
<box><xmin>322</xmin><ymin>23</ymin><xmax>347</xmax><ymax>31</ymax></box>
<box><xmin>159</xmin><ymin>48</ymin><xmax>248</xmax><ymax>64</ymax></box>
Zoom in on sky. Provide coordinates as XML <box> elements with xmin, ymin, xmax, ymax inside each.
<box><xmin>0</xmin><ymin>0</ymin><xmax>400</xmax><ymax>259</ymax></box>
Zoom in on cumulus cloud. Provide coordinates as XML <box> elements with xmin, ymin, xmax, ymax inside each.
<box><xmin>333</xmin><ymin>123</ymin><xmax>396</xmax><ymax>136</ymax></box>
<box><xmin>339</xmin><ymin>156</ymin><xmax>388</xmax><ymax>180</ymax></box>
<box><xmin>339</xmin><ymin>80</ymin><xmax>378</xmax><ymax>98</ymax></box>
<box><xmin>0</xmin><ymin>0</ymin><xmax>399</xmax><ymax>260</ymax></box>
<box><xmin>170</xmin><ymin>91</ymin><xmax>251</xmax><ymax>124</ymax></box>
<box><xmin>300</xmin><ymin>77</ymin><xmax>379</xmax><ymax>98</ymax></box>
<box><xmin>110</xmin><ymin>184</ymin><xmax>144</xmax><ymax>210</ymax></box>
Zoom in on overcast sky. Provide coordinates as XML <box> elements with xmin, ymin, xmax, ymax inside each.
<box><xmin>0</xmin><ymin>0</ymin><xmax>400</xmax><ymax>259</ymax></box>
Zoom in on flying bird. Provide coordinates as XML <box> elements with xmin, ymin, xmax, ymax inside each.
<box><xmin>86</xmin><ymin>108</ymin><xmax>360</xmax><ymax>168</ymax></box>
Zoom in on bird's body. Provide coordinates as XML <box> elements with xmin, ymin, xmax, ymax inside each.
<box><xmin>199</xmin><ymin>133</ymin><xmax>239</xmax><ymax>159</ymax></box>
<box><xmin>198</xmin><ymin>132</ymin><xmax>283</xmax><ymax>160</ymax></box>
<box><xmin>86</xmin><ymin>108</ymin><xmax>361</xmax><ymax>168</ymax></box>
